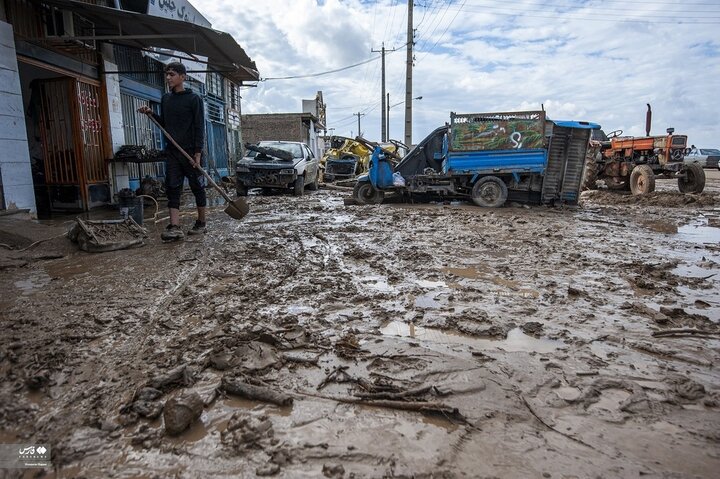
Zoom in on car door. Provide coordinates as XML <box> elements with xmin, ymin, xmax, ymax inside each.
<box><xmin>304</xmin><ymin>145</ymin><xmax>318</xmax><ymax>183</ymax></box>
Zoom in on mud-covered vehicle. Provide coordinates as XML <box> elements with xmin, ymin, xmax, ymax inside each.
<box><xmin>320</xmin><ymin>136</ymin><xmax>373</xmax><ymax>183</ymax></box>
<box><xmin>583</xmin><ymin>106</ymin><xmax>705</xmax><ymax>195</ymax></box>
<box><xmin>236</xmin><ymin>141</ymin><xmax>320</xmax><ymax>196</ymax></box>
<box><xmin>353</xmin><ymin>111</ymin><xmax>599</xmax><ymax>208</ymax></box>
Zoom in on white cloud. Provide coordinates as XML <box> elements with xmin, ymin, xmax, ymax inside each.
<box><xmin>197</xmin><ymin>0</ymin><xmax>720</xmax><ymax>146</ymax></box>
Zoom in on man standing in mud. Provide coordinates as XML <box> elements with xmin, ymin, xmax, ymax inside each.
<box><xmin>138</xmin><ymin>62</ymin><xmax>206</xmax><ymax>241</ymax></box>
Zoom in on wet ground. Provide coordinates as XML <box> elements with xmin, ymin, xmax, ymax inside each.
<box><xmin>1</xmin><ymin>171</ymin><xmax>719</xmax><ymax>478</ymax></box>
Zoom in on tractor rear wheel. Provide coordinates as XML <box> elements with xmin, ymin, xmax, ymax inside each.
<box><xmin>629</xmin><ymin>165</ymin><xmax>655</xmax><ymax>195</ymax></box>
<box><xmin>581</xmin><ymin>150</ymin><xmax>599</xmax><ymax>191</ymax></box>
<box><xmin>678</xmin><ymin>163</ymin><xmax>705</xmax><ymax>194</ymax></box>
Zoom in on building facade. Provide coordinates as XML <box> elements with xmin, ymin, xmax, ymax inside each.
<box><xmin>0</xmin><ymin>0</ymin><xmax>257</xmax><ymax>216</ymax></box>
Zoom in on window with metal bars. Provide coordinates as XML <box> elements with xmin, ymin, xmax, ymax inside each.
<box><xmin>206</xmin><ymin>73</ymin><xmax>224</xmax><ymax>99</ymax></box>
<box><xmin>113</xmin><ymin>45</ymin><xmax>164</xmax><ymax>88</ymax></box>
<box><xmin>228</xmin><ymin>82</ymin><xmax>241</xmax><ymax>111</ymax></box>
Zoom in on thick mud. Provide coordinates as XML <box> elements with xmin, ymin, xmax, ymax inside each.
<box><xmin>1</xmin><ymin>173</ymin><xmax>719</xmax><ymax>478</ymax></box>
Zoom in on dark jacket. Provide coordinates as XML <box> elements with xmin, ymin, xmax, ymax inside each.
<box><xmin>153</xmin><ymin>88</ymin><xmax>205</xmax><ymax>155</ymax></box>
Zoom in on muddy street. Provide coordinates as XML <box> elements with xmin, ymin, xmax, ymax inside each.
<box><xmin>1</xmin><ymin>173</ymin><xmax>720</xmax><ymax>478</ymax></box>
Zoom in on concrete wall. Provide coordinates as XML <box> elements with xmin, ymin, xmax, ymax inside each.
<box><xmin>0</xmin><ymin>21</ymin><xmax>35</xmax><ymax>213</ymax></box>
<box><xmin>104</xmin><ymin>59</ymin><xmax>130</xmax><ymax>199</ymax></box>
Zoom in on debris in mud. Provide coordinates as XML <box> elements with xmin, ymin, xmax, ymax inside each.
<box><xmin>148</xmin><ymin>364</ymin><xmax>193</xmax><ymax>390</ymax></box>
<box><xmin>221</xmin><ymin>412</ymin><xmax>277</xmax><ymax>452</ymax></box>
<box><xmin>521</xmin><ymin>321</ymin><xmax>545</xmax><ymax>337</ymax></box>
<box><xmin>322</xmin><ymin>463</ymin><xmax>346</xmax><ymax>478</ymax></box>
<box><xmin>67</xmin><ymin>218</ymin><xmax>147</xmax><ymax>253</ymax></box>
<box><xmin>234</xmin><ymin>341</ymin><xmax>281</xmax><ymax>371</ymax></box>
<box><xmin>581</xmin><ymin>190</ymin><xmax>718</xmax><ymax>208</ymax></box>
<box><xmin>670</xmin><ymin>376</ymin><xmax>706</xmax><ymax>401</ymax></box>
<box><xmin>132</xmin><ymin>400</ymin><xmax>163</xmax><ymax>419</ymax></box>
<box><xmin>221</xmin><ymin>375</ymin><xmax>294</xmax><ymax>406</ymax></box>
<box><xmin>163</xmin><ymin>392</ymin><xmax>203</xmax><ymax>435</ymax></box>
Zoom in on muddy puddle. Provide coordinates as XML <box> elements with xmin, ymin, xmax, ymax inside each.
<box><xmin>380</xmin><ymin>320</ymin><xmax>562</xmax><ymax>353</ymax></box>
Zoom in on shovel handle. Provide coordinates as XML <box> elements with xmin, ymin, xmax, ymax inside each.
<box><xmin>146</xmin><ymin>115</ymin><xmax>235</xmax><ymax>205</ymax></box>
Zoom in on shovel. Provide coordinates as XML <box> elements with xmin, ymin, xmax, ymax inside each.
<box><xmin>147</xmin><ymin>115</ymin><xmax>249</xmax><ymax>220</ymax></box>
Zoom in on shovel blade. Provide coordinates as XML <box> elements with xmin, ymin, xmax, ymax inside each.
<box><xmin>224</xmin><ymin>198</ymin><xmax>249</xmax><ymax>219</ymax></box>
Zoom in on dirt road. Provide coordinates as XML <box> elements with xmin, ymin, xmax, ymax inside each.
<box><xmin>1</xmin><ymin>171</ymin><xmax>719</xmax><ymax>478</ymax></box>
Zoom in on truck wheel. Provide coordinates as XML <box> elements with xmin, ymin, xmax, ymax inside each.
<box><xmin>293</xmin><ymin>176</ymin><xmax>305</xmax><ymax>196</ymax></box>
<box><xmin>678</xmin><ymin>163</ymin><xmax>705</xmax><ymax>194</ymax></box>
<box><xmin>629</xmin><ymin>165</ymin><xmax>655</xmax><ymax>195</ymax></box>
<box><xmin>472</xmin><ymin>176</ymin><xmax>508</xmax><ymax>208</ymax></box>
<box><xmin>236</xmin><ymin>179</ymin><xmax>248</xmax><ymax>196</ymax></box>
<box><xmin>353</xmin><ymin>182</ymin><xmax>384</xmax><ymax>205</ymax></box>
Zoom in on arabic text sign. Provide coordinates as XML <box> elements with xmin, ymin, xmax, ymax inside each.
<box><xmin>147</xmin><ymin>0</ymin><xmax>211</xmax><ymax>27</ymax></box>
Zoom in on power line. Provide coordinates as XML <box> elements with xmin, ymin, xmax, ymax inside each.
<box><xmin>465</xmin><ymin>0</ymin><xmax>720</xmax><ymax>12</ymax></box>
<box><xmin>438</xmin><ymin>2</ymin><xmax>720</xmax><ymax>22</ymax></box>
<box><xmin>463</xmin><ymin>0</ymin><xmax>720</xmax><ymax>16</ymax></box>
<box><xmin>418</xmin><ymin>0</ymin><xmax>467</xmax><ymax>63</ymax></box>
<box><xmin>261</xmin><ymin>55</ymin><xmax>379</xmax><ymax>81</ymax></box>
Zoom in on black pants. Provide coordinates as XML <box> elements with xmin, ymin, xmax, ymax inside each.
<box><xmin>165</xmin><ymin>149</ymin><xmax>207</xmax><ymax>209</ymax></box>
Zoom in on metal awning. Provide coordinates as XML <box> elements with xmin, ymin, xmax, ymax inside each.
<box><xmin>30</xmin><ymin>0</ymin><xmax>259</xmax><ymax>83</ymax></box>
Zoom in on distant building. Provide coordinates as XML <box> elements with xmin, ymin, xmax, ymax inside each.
<box><xmin>242</xmin><ymin>92</ymin><xmax>326</xmax><ymax>159</ymax></box>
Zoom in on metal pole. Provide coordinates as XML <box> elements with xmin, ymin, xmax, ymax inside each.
<box><xmin>354</xmin><ymin>112</ymin><xmax>364</xmax><ymax>137</ymax></box>
<box><xmin>386</xmin><ymin>92</ymin><xmax>390</xmax><ymax>140</ymax></box>
<box><xmin>404</xmin><ymin>0</ymin><xmax>414</xmax><ymax>147</ymax></box>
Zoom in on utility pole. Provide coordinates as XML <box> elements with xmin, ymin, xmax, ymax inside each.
<box><xmin>372</xmin><ymin>42</ymin><xmax>396</xmax><ymax>141</ymax></box>
<box><xmin>404</xmin><ymin>0</ymin><xmax>414</xmax><ymax>147</ymax></box>
<box><xmin>386</xmin><ymin>92</ymin><xmax>390</xmax><ymax>140</ymax></box>
<box><xmin>354</xmin><ymin>112</ymin><xmax>365</xmax><ymax>138</ymax></box>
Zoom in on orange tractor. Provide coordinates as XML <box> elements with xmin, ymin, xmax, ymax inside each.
<box><xmin>583</xmin><ymin>105</ymin><xmax>705</xmax><ymax>195</ymax></box>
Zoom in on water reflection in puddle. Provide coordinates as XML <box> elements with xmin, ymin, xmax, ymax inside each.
<box><xmin>14</xmin><ymin>271</ymin><xmax>52</xmax><ymax>294</ymax></box>
<box><xmin>677</xmin><ymin>217</ymin><xmax>720</xmax><ymax>245</ymax></box>
<box><xmin>380</xmin><ymin>321</ymin><xmax>562</xmax><ymax>353</ymax></box>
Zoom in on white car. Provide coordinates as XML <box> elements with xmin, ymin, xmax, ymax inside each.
<box><xmin>235</xmin><ymin>141</ymin><xmax>321</xmax><ymax>196</ymax></box>
<box><xmin>685</xmin><ymin>148</ymin><xmax>720</xmax><ymax>169</ymax></box>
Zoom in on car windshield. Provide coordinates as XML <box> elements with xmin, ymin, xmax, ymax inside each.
<box><xmin>247</xmin><ymin>142</ymin><xmax>303</xmax><ymax>159</ymax></box>
<box><xmin>700</xmin><ymin>149</ymin><xmax>720</xmax><ymax>155</ymax></box>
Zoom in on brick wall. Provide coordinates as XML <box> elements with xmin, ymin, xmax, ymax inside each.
<box><xmin>241</xmin><ymin>114</ymin><xmax>306</xmax><ymax>148</ymax></box>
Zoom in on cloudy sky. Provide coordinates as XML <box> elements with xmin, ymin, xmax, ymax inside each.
<box><xmin>199</xmin><ymin>0</ymin><xmax>719</xmax><ymax>147</ymax></box>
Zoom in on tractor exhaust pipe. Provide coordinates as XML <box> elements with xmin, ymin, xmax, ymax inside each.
<box><xmin>645</xmin><ymin>104</ymin><xmax>652</xmax><ymax>136</ymax></box>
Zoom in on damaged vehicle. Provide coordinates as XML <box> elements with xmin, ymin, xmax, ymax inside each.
<box><xmin>353</xmin><ymin>110</ymin><xmax>599</xmax><ymax>208</ymax></box>
<box><xmin>320</xmin><ymin>136</ymin><xmax>373</xmax><ymax>183</ymax></box>
<box><xmin>235</xmin><ymin>141</ymin><xmax>320</xmax><ymax>196</ymax></box>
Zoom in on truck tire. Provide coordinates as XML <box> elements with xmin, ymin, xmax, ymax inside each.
<box><xmin>353</xmin><ymin>182</ymin><xmax>384</xmax><ymax>205</ymax></box>
<box><xmin>678</xmin><ymin>163</ymin><xmax>705</xmax><ymax>194</ymax></box>
<box><xmin>293</xmin><ymin>176</ymin><xmax>305</xmax><ymax>196</ymax></box>
<box><xmin>472</xmin><ymin>176</ymin><xmax>508</xmax><ymax>208</ymax></box>
<box><xmin>629</xmin><ymin>165</ymin><xmax>655</xmax><ymax>195</ymax></box>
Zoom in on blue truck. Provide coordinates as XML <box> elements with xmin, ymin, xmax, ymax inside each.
<box><xmin>352</xmin><ymin>111</ymin><xmax>600</xmax><ymax>207</ymax></box>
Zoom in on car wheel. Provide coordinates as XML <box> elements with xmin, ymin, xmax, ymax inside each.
<box><xmin>293</xmin><ymin>176</ymin><xmax>304</xmax><ymax>196</ymax></box>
